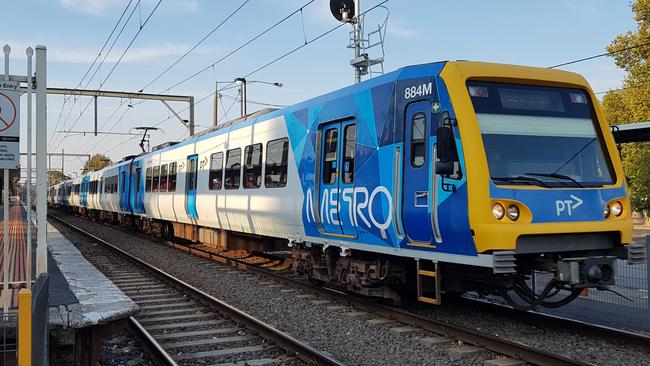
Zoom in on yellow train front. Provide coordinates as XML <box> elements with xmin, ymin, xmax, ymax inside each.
<box><xmin>434</xmin><ymin>62</ymin><xmax>646</xmax><ymax>308</ymax></box>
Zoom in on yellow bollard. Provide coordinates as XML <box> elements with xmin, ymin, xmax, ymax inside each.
<box><xmin>18</xmin><ymin>289</ymin><xmax>32</xmax><ymax>366</ymax></box>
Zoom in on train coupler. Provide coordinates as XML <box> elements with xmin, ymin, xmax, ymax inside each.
<box><xmin>556</xmin><ymin>256</ymin><xmax>616</xmax><ymax>288</ymax></box>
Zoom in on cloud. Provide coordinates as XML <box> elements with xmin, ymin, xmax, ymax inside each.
<box><xmin>60</xmin><ymin>0</ymin><xmax>199</xmax><ymax>16</ymax></box>
<box><xmin>59</xmin><ymin>0</ymin><xmax>124</xmax><ymax>16</ymax></box>
<box><xmin>48</xmin><ymin>42</ymin><xmax>192</xmax><ymax>64</ymax></box>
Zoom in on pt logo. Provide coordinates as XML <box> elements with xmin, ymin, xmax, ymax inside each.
<box><xmin>555</xmin><ymin>195</ymin><xmax>583</xmax><ymax>216</ymax></box>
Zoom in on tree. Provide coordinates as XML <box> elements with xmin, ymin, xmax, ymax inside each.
<box><xmin>47</xmin><ymin>170</ymin><xmax>71</xmax><ymax>186</ymax></box>
<box><xmin>602</xmin><ymin>0</ymin><xmax>650</xmax><ymax>212</ymax></box>
<box><xmin>82</xmin><ymin>154</ymin><xmax>112</xmax><ymax>174</ymax></box>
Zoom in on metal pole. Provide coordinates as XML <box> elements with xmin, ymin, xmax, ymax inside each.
<box><xmin>61</xmin><ymin>148</ymin><xmax>64</xmax><ymax>175</ymax></box>
<box><xmin>189</xmin><ymin>96</ymin><xmax>195</xmax><ymax>136</ymax></box>
<box><xmin>213</xmin><ymin>87</ymin><xmax>218</xmax><ymax>128</ymax></box>
<box><xmin>3</xmin><ymin>170</ymin><xmax>8</xmax><ymax>315</ymax></box>
<box><xmin>26</xmin><ymin>47</ymin><xmax>33</xmax><ymax>288</ymax></box>
<box><xmin>353</xmin><ymin>0</ymin><xmax>361</xmax><ymax>84</ymax></box>
<box><xmin>94</xmin><ymin>95</ymin><xmax>98</xmax><ymax>136</ymax></box>
<box><xmin>35</xmin><ymin>45</ymin><xmax>47</xmax><ymax>275</ymax></box>
<box><xmin>2</xmin><ymin>44</ymin><xmax>9</xmax><ymax>315</ymax></box>
<box><xmin>235</xmin><ymin>78</ymin><xmax>247</xmax><ymax>117</ymax></box>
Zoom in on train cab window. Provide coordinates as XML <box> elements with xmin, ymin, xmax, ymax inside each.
<box><xmin>169</xmin><ymin>163</ymin><xmax>177</xmax><ymax>192</ymax></box>
<box><xmin>323</xmin><ymin>128</ymin><xmax>338</xmax><ymax>185</ymax></box>
<box><xmin>225</xmin><ymin>148</ymin><xmax>241</xmax><ymax>190</ymax></box>
<box><xmin>244</xmin><ymin>144</ymin><xmax>262</xmax><ymax>189</ymax></box>
<box><xmin>411</xmin><ymin>112</ymin><xmax>426</xmax><ymax>168</ymax></box>
<box><xmin>145</xmin><ymin>167</ymin><xmax>152</xmax><ymax>192</ymax></box>
<box><xmin>121</xmin><ymin>172</ymin><xmax>126</xmax><ymax>193</ymax></box>
<box><xmin>343</xmin><ymin>125</ymin><xmax>356</xmax><ymax>183</ymax></box>
<box><xmin>209</xmin><ymin>152</ymin><xmax>223</xmax><ymax>190</ymax></box>
<box><xmin>153</xmin><ymin>166</ymin><xmax>160</xmax><ymax>192</ymax></box>
<box><xmin>265</xmin><ymin>138</ymin><xmax>288</xmax><ymax>188</ymax></box>
<box><xmin>160</xmin><ymin>164</ymin><xmax>168</xmax><ymax>192</ymax></box>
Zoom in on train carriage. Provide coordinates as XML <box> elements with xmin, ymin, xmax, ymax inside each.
<box><xmin>53</xmin><ymin>61</ymin><xmax>646</xmax><ymax>308</ymax></box>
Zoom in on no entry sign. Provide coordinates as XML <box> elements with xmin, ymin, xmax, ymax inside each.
<box><xmin>0</xmin><ymin>81</ymin><xmax>19</xmax><ymax>169</ymax></box>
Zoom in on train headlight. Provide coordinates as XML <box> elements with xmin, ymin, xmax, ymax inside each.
<box><xmin>492</xmin><ymin>203</ymin><xmax>505</xmax><ymax>220</ymax></box>
<box><xmin>506</xmin><ymin>205</ymin><xmax>520</xmax><ymax>221</ymax></box>
<box><xmin>604</xmin><ymin>205</ymin><xmax>610</xmax><ymax>218</ymax></box>
<box><xmin>611</xmin><ymin>201</ymin><xmax>623</xmax><ymax>217</ymax></box>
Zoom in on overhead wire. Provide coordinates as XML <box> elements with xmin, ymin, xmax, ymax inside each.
<box><xmin>48</xmin><ymin>0</ymin><xmax>135</xmax><ymax>150</ymax></box>
<box><xmin>549</xmin><ymin>40</ymin><xmax>650</xmax><ymax>69</ymax></box>
<box><xmin>139</xmin><ymin>0</ymin><xmax>252</xmax><ymax>92</ymax></box>
<box><xmin>102</xmin><ymin>0</ymin><xmax>390</xmax><ymax>156</ymax></box>
<box><xmin>51</xmin><ymin>0</ymin><xmax>163</xmax><ymax>154</ymax></box>
<box><xmin>81</xmin><ymin>0</ymin><xmax>259</xmax><ymax>154</ymax></box>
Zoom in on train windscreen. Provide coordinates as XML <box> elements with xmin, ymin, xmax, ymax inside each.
<box><xmin>467</xmin><ymin>81</ymin><xmax>615</xmax><ymax>188</ymax></box>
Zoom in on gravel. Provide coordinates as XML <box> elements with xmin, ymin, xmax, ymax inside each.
<box><xmin>52</xmin><ymin>211</ymin><xmax>650</xmax><ymax>366</ymax></box>
<box><xmin>100</xmin><ymin>334</ymin><xmax>157</xmax><ymax>366</ymax></box>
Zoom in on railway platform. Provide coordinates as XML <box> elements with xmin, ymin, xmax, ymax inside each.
<box><xmin>0</xmin><ymin>203</ymin><xmax>138</xmax><ymax>364</ymax></box>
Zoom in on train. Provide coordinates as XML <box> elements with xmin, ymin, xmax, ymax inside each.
<box><xmin>48</xmin><ymin>61</ymin><xmax>647</xmax><ymax>309</ymax></box>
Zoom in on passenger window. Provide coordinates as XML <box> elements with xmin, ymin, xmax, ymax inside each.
<box><xmin>225</xmin><ymin>148</ymin><xmax>241</xmax><ymax>190</ymax></box>
<box><xmin>160</xmin><ymin>164</ymin><xmax>168</xmax><ymax>192</ymax></box>
<box><xmin>343</xmin><ymin>125</ymin><xmax>356</xmax><ymax>183</ymax></box>
<box><xmin>244</xmin><ymin>144</ymin><xmax>262</xmax><ymax>189</ymax></box>
<box><xmin>265</xmin><ymin>138</ymin><xmax>288</xmax><ymax>188</ymax></box>
<box><xmin>411</xmin><ymin>112</ymin><xmax>426</xmax><ymax>168</ymax></box>
<box><xmin>169</xmin><ymin>163</ymin><xmax>177</xmax><ymax>192</ymax></box>
<box><xmin>209</xmin><ymin>152</ymin><xmax>223</xmax><ymax>190</ymax></box>
<box><xmin>136</xmin><ymin>168</ymin><xmax>142</xmax><ymax>193</ymax></box>
<box><xmin>187</xmin><ymin>159</ymin><xmax>197</xmax><ymax>190</ymax></box>
<box><xmin>145</xmin><ymin>167</ymin><xmax>152</xmax><ymax>192</ymax></box>
<box><xmin>323</xmin><ymin>128</ymin><xmax>338</xmax><ymax>185</ymax></box>
<box><xmin>153</xmin><ymin>166</ymin><xmax>160</xmax><ymax>192</ymax></box>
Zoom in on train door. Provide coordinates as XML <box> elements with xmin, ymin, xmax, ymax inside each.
<box><xmin>317</xmin><ymin>120</ymin><xmax>357</xmax><ymax>237</ymax></box>
<box><xmin>119</xmin><ymin>169</ymin><xmax>129</xmax><ymax>212</ymax></box>
<box><xmin>402</xmin><ymin>100</ymin><xmax>439</xmax><ymax>244</ymax></box>
<box><xmin>81</xmin><ymin>176</ymin><xmax>90</xmax><ymax>207</ymax></box>
<box><xmin>185</xmin><ymin>155</ymin><xmax>199</xmax><ymax>219</ymax></box>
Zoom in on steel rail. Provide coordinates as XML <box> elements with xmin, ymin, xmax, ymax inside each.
<box><xmin>126</xmin><ymin>317</ymin><xmax>178</xmax><ymax>366</ymax></box>
<box><xmin>48</xmin><ymin>213</ymin><xmax>344</xmax><ymax>366</ymax></box>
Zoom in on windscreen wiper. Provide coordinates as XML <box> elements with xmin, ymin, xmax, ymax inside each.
<box><xmin>524</xmin><ymin>172</ymin><xmax>583</xmax><ymax>188</ymax></box>
<box><xmin>492</xmin><ymin>176</ymin><xmax>550</xmax><ymax>188</ymax></box>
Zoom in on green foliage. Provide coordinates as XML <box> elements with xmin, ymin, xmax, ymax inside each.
<box><xmin>82</xmin><ymin>154</ymin><xmax>112</xmax><ymax>174</ymax></box>
<box><xmin>602</xmin><ymin>0</ymin><xmax>650</xmax><ymax>212</ymax></box>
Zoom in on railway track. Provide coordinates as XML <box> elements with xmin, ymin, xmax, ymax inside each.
<box><xmin>159</xmin><ymin>240</ymin><xmax>650</xmax><ymax>364</ymax></box>
<box><xmin>48</xmin><ymin>214</ymin><xmax>343</xmax><ymax>366</ymax></box>
<box><xmin>49</xmin><ymin>212</ymin><xmax>650</xmax><ymax>366</ymax></box>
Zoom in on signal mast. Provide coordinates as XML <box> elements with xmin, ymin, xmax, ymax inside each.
<box><xmin>330</xmin><ymin>0</ymin><xmax>387</xmax><ymax>83</ymax></box>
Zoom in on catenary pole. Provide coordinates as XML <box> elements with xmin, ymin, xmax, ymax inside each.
<box><xmin>35</xmin><ymin>46</ymin><xmax>47</xmax><ymax>275</ymax></box>
<box><xmin>26</xmin><ymin>46</ymin><xmax>33</xmax><ymax>288</ymax></box>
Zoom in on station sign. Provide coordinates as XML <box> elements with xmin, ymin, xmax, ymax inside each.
<box><xmin>0</xmin><ymin>81</ymin><xmax>19</xmax><ymax>169</ymax></box>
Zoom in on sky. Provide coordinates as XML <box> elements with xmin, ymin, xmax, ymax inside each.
<box><xmin>0</xmin><ymin>0</ymin><xmax>638</xmax><ymax>179</ymax></box>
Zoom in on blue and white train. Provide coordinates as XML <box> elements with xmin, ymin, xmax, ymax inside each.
<box><xmin>49</xmin><ymin>61</ymin><xmax>646</xmax><ymax>308</ymax></box>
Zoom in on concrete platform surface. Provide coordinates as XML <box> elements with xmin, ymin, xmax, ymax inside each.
<box><xmin>47</xmin><ymin>222</ymin><xmax>138</xmax><ymax>328</ymax></box>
